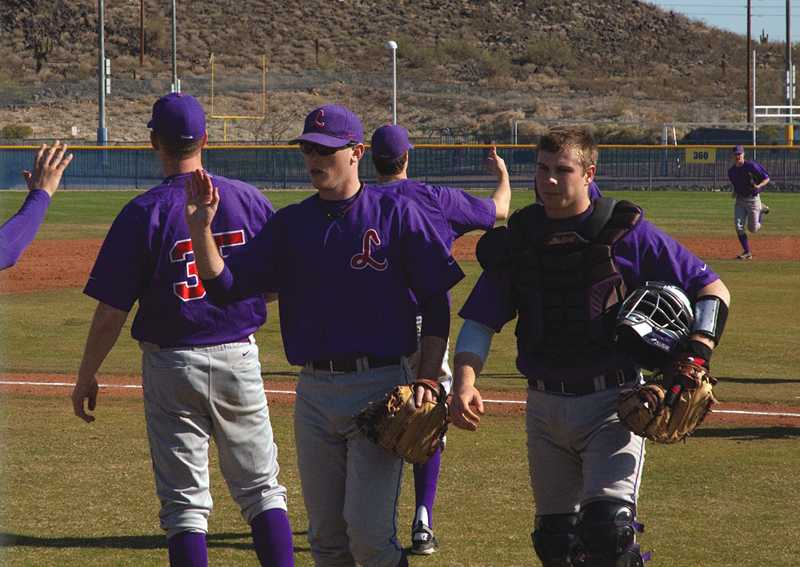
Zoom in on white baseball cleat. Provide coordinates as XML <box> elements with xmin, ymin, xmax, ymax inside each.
<box><xmin>410</xmin><ymin>522</ymin><xmax>439</xmax><ymax>555</ymax></box>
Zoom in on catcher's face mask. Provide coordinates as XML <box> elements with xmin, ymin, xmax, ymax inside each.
<box><xmin>615</xmin><ymin>281</ymin><xmax>694</xmax><ymax>370</ymax></box>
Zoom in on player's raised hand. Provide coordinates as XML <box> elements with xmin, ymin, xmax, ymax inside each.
<box><xmin>184</xmin><ymin>169</ymin><xmax>219</xmax><ymax>231</ymax></box>
<box><xmin>485</xmin><ymin>146</ymin><xmax>508</xmax><ymax>179</ymax></box>
<box><xmin>71</xmin><ymin>374</ymin><xmax>99</xmax><ymax>423</ymax></box>
<box><xmin>24</xmin><ymin>141</ymin><xmax>73</xmax><ymax>197</ymax></box>
<box><xmin>449</xmin><ymin>382</ymin><xmax>484</xmax><ymax>431</ymax></box>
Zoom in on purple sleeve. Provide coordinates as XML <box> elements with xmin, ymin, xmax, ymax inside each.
<box><xmin>589</xmin><ymin>181</ymin><xmax>602</xmax><ymax>200</ymax></box>
<box><xmin>399</xmin><ymin>203</ymin><xmax>465</xmax><ymax>301</ymax></box>
<box><xmin>419</xmin><ymin>292</ymin><xmax>450</xmax><ymax>339</ymax></box>
<box><xmin>458</xmin><ymin>269</ymin><xmax>517</xmax><ymax>332</ymax></box>
<box><xmin>431</xmin><ymin>186</ymin><xmax>496</xmax><ymax>237</ymax></box>
<box><xmin>753</xmin><ymin>161</ymin><xmax>770</xmax><ymax>180</ymax></box>
<box><xmin>0</xmin><ymin>190</ymin><xmax>51</xmax><ymax>270</ymax></box>
<box><xmin>615</xmin><ymin>220</ymin><xmax>720</xmax><ymax>299</ymax></box>
<box><xmin>84</xmin><ymin>203</ymin><xmax>151</xmax><ymax>311</ymax></box>
<box><xmin>203</xmin><ymin>211</ymin><xmax>283</xmax><ymax>302</ymax></box>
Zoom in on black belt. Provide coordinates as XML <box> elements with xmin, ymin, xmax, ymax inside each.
<box><xmin>310</xmin><ymin>355</ymin><xmax>402</xmax><ymax>373</ymax></box>
<box><xmin>531</xmin><ymin>369</ymin><xmax>639</xmax><ymax>396</ymax></box>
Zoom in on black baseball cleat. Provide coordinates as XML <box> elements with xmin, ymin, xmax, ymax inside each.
<box><xmin>410</xmin><ymin>522</ymin><xmax>439</xmax><ymax>555</ymax></box>
<box><xmin>761</xmin><ymin>204</ymin><xmax>770</xmax><ymax>216</ymax></box>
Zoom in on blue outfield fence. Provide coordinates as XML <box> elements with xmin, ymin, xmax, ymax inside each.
<box><xmin>2</xmin><ymin>144</ymin><xmax>800</xmax><ymax>191</ymax></box>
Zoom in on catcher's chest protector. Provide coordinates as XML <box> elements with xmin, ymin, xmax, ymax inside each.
<box><xmin>508</xmin><ymin>198</ymin><xmax>642</xmax><ymax>359</ymax></box>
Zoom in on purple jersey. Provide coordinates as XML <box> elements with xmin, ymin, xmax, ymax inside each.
<box><xmin>0</xmin><ymin>189</ymin><xmax>51</xmax><ymax>270</ymax></box>
<box><xmin>206</xmin><ymin>185</ymin><xmax>465</xmax><ymax>365</ymax></box>
<box><xmin>84</xmin><ymin>172</ymin><xmax>274</xmax><ymax>347</ymax></box>
<box><xmin>459</xmin><ymin>203</ymin><xmax>719</xmax><ymax>381</ymax></box>
<box><xmin>728</xmin><ymin>160</ymin><xmax>769</xmax><ymax>197</ymax></box>
<box><xmin>371</xmin><ymin>180</ymin><xmax>495</xmax><ymax>248</ymax></box>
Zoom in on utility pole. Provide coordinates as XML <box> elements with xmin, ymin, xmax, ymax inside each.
<box><xmin>747</xmin><ymin>0</ymin><xmax>752</xmax><ymax>123</ymax></box>
<box><xmin>787</xmin><ymin>0</ymin><xmax>794</xmax><ymax>143</ymax></box>
<box><xmin>139</xmin><ymin>0</ymin><xmax>144</xmax><ymax>67</ymax></box>
<box><xmin>97</xmin><ymin>0</ymin><xmax>107</xmax><ymax>144</ymax></box>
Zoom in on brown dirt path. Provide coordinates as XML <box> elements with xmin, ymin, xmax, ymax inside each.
<box><xmin>2</xmin><ymin>373</ymin><xmax>799</xmax><ymax>427</ymax></box>
<box><xmin>1</xmin><ymin>235</ymin><xmax>797</xmax><ymax>295</ymax></box>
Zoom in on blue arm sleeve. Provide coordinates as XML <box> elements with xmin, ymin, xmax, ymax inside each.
<box><xmin>454</xmin><ymin>318</ymin><xmax>495</xmax><ymax>364</ymax></box>
<box><xmin>0</xmin><ymin>190</ymin><xmax>51</xmax><ymax>270</ymax></box>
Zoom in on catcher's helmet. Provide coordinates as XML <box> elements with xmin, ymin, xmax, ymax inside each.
<box><xmin>615</xmin><ymin>281</ymin><xmax>694</xmax><ymax>370</ymax></box>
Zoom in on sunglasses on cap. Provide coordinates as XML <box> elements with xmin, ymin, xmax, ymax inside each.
<box><xmin>299</xmin><ymin>141</ymin><xmax>356</xmax><ymax>156</ymax></box>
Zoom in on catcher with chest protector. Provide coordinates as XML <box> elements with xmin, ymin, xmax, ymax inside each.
<box><xmin>450</xmin><ymin>126</ymin><xmax>730</xmax><ymax>567</ymax></box>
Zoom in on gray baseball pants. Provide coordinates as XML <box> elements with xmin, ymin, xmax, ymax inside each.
<box><xmin>735</xmin><ymin>195</ymin><xmax>764</xmax><ymax>234</ymax></box>
<box><xmin>294</xmin><ymin>360</ymin><xmax>411</xmax><ymax>567</ymax></box>
<box><xmin>526</xmin><ymin>386</ymin><xmax>645</xmax><ymax>515</ymax></box>
<box><xmin>141</xmin><ymin>339</ymin><xmax>288</xmax><ymax>538</ymax></box>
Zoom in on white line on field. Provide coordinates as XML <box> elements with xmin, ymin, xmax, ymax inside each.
<box><xmin>3</xmin><ymin>381</ymin><xmax>800</xmax><ymax>419</ymax></box>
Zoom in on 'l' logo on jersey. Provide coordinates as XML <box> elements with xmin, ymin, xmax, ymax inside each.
<box><xmin>350</xmin><ymin>229</ymin><xmax>388</xmax><ymax>271</ymax></box>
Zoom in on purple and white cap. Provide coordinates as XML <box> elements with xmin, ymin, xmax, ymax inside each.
<box><xmin>291</xmin><ymin>104</ymin><xmax>364</xmax><ymax>147</ymax></box>
<box><xmin>732</xmin><ymin>145</ymin><xmax>744</xmax><ymax>155</ymax></box>
<box><xmin>147</xmin><ymin>93</ymin><xmax>206</xmax><ymax>142</ymax></box>
<box><xmin>371</xmin><ymin>124</ymin><xmax>414</xmax><ymax>159</ymax></box>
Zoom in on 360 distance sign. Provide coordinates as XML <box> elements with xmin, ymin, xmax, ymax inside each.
<box><xmin>685</xmin><ymin>148</ymin><xmax>717</xmax><ymax>164</ymax></box>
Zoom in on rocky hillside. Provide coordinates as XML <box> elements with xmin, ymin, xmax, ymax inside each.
<box><xmin>0</xmin><ymin>0</ymin><xmax>794</xmax><ymax>143</ymax></box>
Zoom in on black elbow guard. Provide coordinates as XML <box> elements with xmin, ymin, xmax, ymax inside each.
<box><xmin>475</xmin><ymin>226</ymin><xmax>512</xmax><ymax>271</ymax></box>
<box><xmin>691</xmin><ymin>295</ymin><xmax>729</xmax><ymax>345</ymax></box>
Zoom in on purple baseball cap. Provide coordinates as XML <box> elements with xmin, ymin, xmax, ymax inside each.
<box><xmin>732</xmin><ymin>145</ymin><xmax>744</xmax><ymax>154</ymax></box>
<box><xmin>291</xmin><ymin>104</ymin><xmax>364</xmax><ymax>147</ymax></box>
<box><xmin>371</xmin><ymin>124</ymin><xmax>414</xmax><ymax>159</ymax></box>
<box><xmin>147</xmin><ymin>93</ymin><xmax>206</xmax><ymax>142</ymax></box>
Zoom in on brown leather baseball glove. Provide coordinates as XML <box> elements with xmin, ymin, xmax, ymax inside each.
<box><xmin>354</xmin><ymin>379</ymin><xmax>449</xmax><ymax>464</ymax></box>
<box><xmin>617</xmin><ymin>358</ymin><xmax>717</xmax><ymax>444</ymax></box>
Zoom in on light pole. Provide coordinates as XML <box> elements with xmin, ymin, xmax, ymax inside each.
<box><xmin>385</xmin><ymin>40</ymin><xmax>398</xmax><ymax>124</ymax></box>
<box><xmin>97</xmin><ymin>0</ymin><xmax>107</xmax><ymax>144</ymax></box>
<box><xmin>171</xmin><ymin>0</ymin><xmax>179</xmax><ymax>92</ymax></box>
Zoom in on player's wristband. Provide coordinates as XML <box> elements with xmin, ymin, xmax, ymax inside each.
<box><xmin>691</xmin><ymin>295</ymin><xmax>728</xmax><ymax>345</ymax></box>
<box><xmin>680</xmin><ymin>339</ymin><xmax>713</xmax><ymax>368</ymax></box>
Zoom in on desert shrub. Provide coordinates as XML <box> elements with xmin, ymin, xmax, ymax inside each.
<box><xmin>1</xmin><ymin>124</ymin><xmax>33</xmax><ymax>139</ymax></box>
<box><xmin>519</xmin><ymin>36</ymin><xmax>576</xmax><ymax>70</ymax></box>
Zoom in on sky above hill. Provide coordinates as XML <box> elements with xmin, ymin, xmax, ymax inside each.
<box><xmin>648</xmin><ymin>0</ymin><xmax>799</xmax><ymax>44</ymax></box>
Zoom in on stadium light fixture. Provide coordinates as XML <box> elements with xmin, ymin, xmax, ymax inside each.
<box><xmin>385</xmin><ymin>40</ymin><xmax>398</xmax><ymax>124</ymax></box>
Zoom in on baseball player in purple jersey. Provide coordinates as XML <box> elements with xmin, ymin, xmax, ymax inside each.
<box><xmin>70</xmin><ymin>93</ymin><xmax>294</xmax><ymax>567</ymax></box>
<box><xmin>0</xmin><ymin>141</ymin><xmax>72</xmax><ymax>270</ymax></box>
<box><xmin>184</xmin><ymin>104</ymin><xmax>464</xmax><ymax>567</ymax></box>
<box><xmin>369</xmin><ymin>123</ymin><xmax>510</xmax><ymax>555</ymax></box>
<box><xmin>450</xmin><ymin>127</ymin><xmax>730</xmax><ymax>566</ymax></box>
<box><xmin>728</xmin><ymin>145</ymin><xmax>770</xmax><ymax>260</ymax></box>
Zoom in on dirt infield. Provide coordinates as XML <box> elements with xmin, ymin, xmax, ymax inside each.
<box><xmin>2</xmin><ymin>373</ymin><xmax>799</xmax><ymax>427</ymax></box>
<box><xmin>1</xmin><ymin>235</ymin><xmax>798</xmax><ymax>295</ymax></box>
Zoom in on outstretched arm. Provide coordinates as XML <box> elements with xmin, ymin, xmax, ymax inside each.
<box><xmin>72</xmin><ymin>301</ymin><xmax>129</xmax><ymax>423</ymax></box>
<box><xmin>485</xmin><ymin>146</ymin><xmax>511</xmax><ymax>221</ymax></box>
<box><xmin>0</xmin><ymin>142</ymin><xmax>73</xmax><ymax>270</ymax></box>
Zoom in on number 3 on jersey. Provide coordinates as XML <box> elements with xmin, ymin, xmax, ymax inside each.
<box><xmin>170</xmin><ymin>230</ymin><xmax>245</xmax><ymax>301</ymax></box>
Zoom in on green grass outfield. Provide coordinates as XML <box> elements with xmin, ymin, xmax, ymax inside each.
<box><xmin>1</xmin><ymin>189</ymin><xmax>799</xmax><ymax>565</ymax></box>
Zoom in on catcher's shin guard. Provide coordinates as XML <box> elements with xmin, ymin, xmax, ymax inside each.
<box><xmin>576</xmin><ymin>500</ymin><xmax>649</xmax><ymax>567</ymax></box>
<box><xmin>532</xmin><ymin>513</ymin><xmax>580</xmax><ymax>567</ymax></box>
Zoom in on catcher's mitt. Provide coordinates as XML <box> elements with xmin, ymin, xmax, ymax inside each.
<box><xmin>354</xmin><ymin>379</ymin><xmax>449</xmax><ymax>464</ymax></box>
<box><xmin>617</xmin><ymin>358</ymin><xmax>717</xmax><ymax>444</ymax></box>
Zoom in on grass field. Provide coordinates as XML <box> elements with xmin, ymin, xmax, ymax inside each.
<box><xmin>1</xmin><ymin>189</ymin><xmax>799</xmax><ymax>565</ymax></box>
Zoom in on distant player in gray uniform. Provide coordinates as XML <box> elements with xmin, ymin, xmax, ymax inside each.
<box><xmin>369</xmin><ymin>124</ymin><xmax>510</xmax><ymax>555</ymax></box>
<box><xmin>0</xmin><ymin>141</ymin><xmax>73</xmax><ymax>270</ymax></box>
<box><xmin>450</xmin><ymin>127</ymin><xmax>730</xmax><ymax>566</ymax></box>
<box><xmin>185</xmin><ymin>104</ymin><xmax>464</xmax><ymax>567</ymax></box>
<box><xmin>728</xmin><ymin>144</ymin><xmax>770</xmax><ymax>260</ymax></box>
<box><xmin>71</xmin><ymin>93</ymin><xmax>295</xmax><ymax>567</ymax></box>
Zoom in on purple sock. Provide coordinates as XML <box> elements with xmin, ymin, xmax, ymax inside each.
<box><xmin>251</xmin><ymin>508</ymin><xmax>295</xmax><ymax>567</ymax></box>
<box><xmin>413</xmin><ymin>447</ymin><xmax>442</xmax><ymax>529</ymax></box>
<box><xmin>168</xmin><ymin>531</ymin><xmax>208</xmax><ymax>567</ymax></box>
<box><xmin>737</xmin><ymin>232</ymin><xmax>750</xmax><ymax>253</ymax></box>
